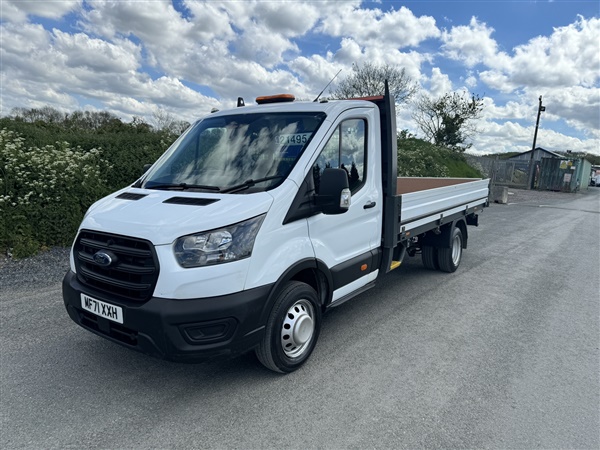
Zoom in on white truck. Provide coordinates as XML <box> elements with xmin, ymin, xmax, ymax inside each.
<box><xmin>63</xmin><ymin>85</ymin><xmax>490</xmax><ymax>373</ymax></box>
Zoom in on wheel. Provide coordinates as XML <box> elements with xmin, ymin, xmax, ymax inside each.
<box><xmin>437</xmin><ymin>226</ymin><xmax>463</xmax><ymax>273</ymax></box>
<box><xmin>421</xmin><ymin>246</ymin><xmax>439</xmax><ymax>270</ymax></box>
<box><xmin>255</xmin><ymin>281</ymin><xmax>321</xmax><ymax>373</ymax></box>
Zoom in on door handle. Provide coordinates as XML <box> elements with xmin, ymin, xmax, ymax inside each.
<box><xmin>364</xmin><ymin>201</ymin><xmax>376</xmax><ymax>209</ymax></box>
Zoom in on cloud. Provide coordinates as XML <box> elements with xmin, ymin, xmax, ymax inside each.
<box><xmin>442</xmin><ymin>17</ymin><xmax>498</xmax><ymax>67</ymax></box>
<box><xmin>288</xmin><ymin>54</ymin><xmax>343</xmax><ymax>91</ymax></box>
<box><xmin>480</xmin><ymin>16</ymin><xmax>600</xmax><ymax>92</ymax></box>
<box><xmin>52</xmin><ymin>30</ymin><xmax>141</xmax><ymax>73</ymax></box>
<box><xmin>0</xmin><ymin>20</ymin><xmax>218</xmax><ymax>121</ymax></box>
<box><xmin>1</xmin><ymin>0</ymin><xmax>82</xmax><ymax>22</ymax></box>
<box><xmin>1</xmin><ymin>77</ymin><xmax>80</xmax><ymax>114</ymax></box>
<box><xmin>443</xmin><ymin>16</ymin><xmax>599</xmax><ymax>98</ymax></box>
<box><xmin>234</xmin><ymin>25</ymin><xmax>300</xmax><ymax>68</ymax></box>
<box><xmin>252</xmin><ymin>2</ymin><xmax>320</xmax><ymax>36</ymax></box>
<box><xmin>535</xmin><ymin>86</ymin><xmax>600</xmax><ymax>135</ymax></box>
<box><xmin>428</xmin><ymin>67</ymin><xmax>453</xmax><ymax>98</ymax></box>
<box><xmin>0</xmin><ymin>2</ymin><xmax>597</xmax><ymax>155</ymax></box>
<box><xmin>482</xmin><ymin>86</ymin><xmax>600</xmax><ymax>136</ymax></box>
<box><xmin>471</xmin><ymin>120</ymin><xmax>599</xmax><ymax>155</ymax></box>
<box><xmin>481</xmin><ymin>98</ymin><xmax>533</xmax><ymax>121</ymax></box>
<box><xmin>320</xmin><ymin>4</ymin><xmax>440</xmax><ymax>48</ymax></box>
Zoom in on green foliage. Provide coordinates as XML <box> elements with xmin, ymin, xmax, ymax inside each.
<box><xmin>0</xmin><ymin>129</ymin><xmax>112</xmax><ymax>257</ymax></box>
<box><xmin>585</xmin><ymin>154</ymin><xmax>600</xmax><ymax>166</ymax></box>
<box><xmin>0</xmin><ymin>109</ymin><xmax>185</xmax><ymax>257</ymax></box>
<box><xmin>555</xmin><ymin>151</ymin><xmax>600</xmax><ymax>166</ymax></box>
<box><xmin>482</xmin><ymin>151</ymin><xmax>521</xmax><ymax>159</ymax></box>
<box><xmin>0</xmin><ymin>115</ymin><xmax>178</xmax><ymax>191</ymax></box>
<box><xmin>413</xmin><ymin>92</ymin><xmax>484</xmax><ymax>152</ymax></box>
<box><xmin>397</xmin><ymin>137</ymin><xmax>483</xmax><ymax>178</ymax></box>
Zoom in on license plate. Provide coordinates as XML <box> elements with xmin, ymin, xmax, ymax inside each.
<box><xmin>80</xmin><ymin>294</ymin><xmax>123</xmax><ymax>324</ymax></box>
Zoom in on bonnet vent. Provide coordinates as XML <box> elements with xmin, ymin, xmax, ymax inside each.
<box><xmin>116</xmin><ymin>192</ymin><xmax>148</xmax><ymax>200</ymax></box>
<box><xmin>163</xmin><ymin>197</ymin><xmax>220</xmax><ymax>206</ymax></box>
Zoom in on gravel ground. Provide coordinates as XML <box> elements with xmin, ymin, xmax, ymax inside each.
<box><xmin>1</xmin><ymin>186</ymin><xmax>598</xmax><ymax>449</ymax></box>
<box><xmin>0</xmin><ymin>246</ymin><xmax>70</xmax><ymax>290</ymax></box>
<box><xmin>1</xmin><ymin>187</ymin><xmax>597</xmax><ymax>290</ymax></box>
<box><xmin>506</xmin><ymin>186</ymin><xmax>597</xmax><ymax>204</ymax></box>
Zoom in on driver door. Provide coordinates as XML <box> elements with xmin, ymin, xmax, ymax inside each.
<box><xmin>307</xmin><ymin>111</ymin><xmax>382</xmax><ymax>304</ymax></box>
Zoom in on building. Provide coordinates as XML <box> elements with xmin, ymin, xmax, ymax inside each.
<box><xmin>506</xmin><ymin>147</ymin><xmax>592</xmax><ymax>192</ymax></box>
<box><xmin>537</xmin><ymin>156</ymin><xmax>593</xmax><ymax>192</ymax></box>
<box><xmin>507</xmin><ymin>147</ymin><xmax>563</xmax><ymax>161</ymax></box>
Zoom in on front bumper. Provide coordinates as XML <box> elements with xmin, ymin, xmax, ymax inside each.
<box><xmin>62</xmin><ymin>271</ymin><xmax>274</xmax><ymax>362</ymax></box>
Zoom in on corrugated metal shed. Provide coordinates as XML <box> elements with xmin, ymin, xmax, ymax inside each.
<box><xmin>537</xmin><ymin>157</ymin><xmax>592</xmax><ymax>192</ymax></box>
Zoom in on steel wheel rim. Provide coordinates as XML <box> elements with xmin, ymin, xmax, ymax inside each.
<box><xmin>281</xmin><ymin>299</ymin><xmax>315</xmax><ymax>358</ymax></box>
<box><xmin>452</xmin><ymin>234</ymin><xmax>462</xmax><ymax>265</ymax></box>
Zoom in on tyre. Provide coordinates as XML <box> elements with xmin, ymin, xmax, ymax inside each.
<box><xmin>437</xmin><ymin>226</ymin><xmax>463</xmax><ymax>273</ymax></box>
<box><xmin>255</xmin><ymin>281</ymin><xmax>321</xmax><ymax>373</ymax></box>
<box><xmin>421</xmin><ymin>246</ymin><xmax>439</xmax><ymax>270</ymax></box>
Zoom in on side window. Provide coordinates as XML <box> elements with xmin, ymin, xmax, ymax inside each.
<box><xmin>312</xmin><ymin>119</ymin><xmax>366</xmax><ymax>194</ymax></box>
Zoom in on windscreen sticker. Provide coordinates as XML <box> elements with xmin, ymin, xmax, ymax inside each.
<box><xmin>275</xmin><ymin>133</ymin><xmax>312</xmax><ymax>145</ymax></box>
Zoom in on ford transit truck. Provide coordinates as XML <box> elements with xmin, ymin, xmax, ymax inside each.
<box><xmin>62</xmin><ymin>84</ymin><xmax>490</xmax><ymax>373</ymax></box>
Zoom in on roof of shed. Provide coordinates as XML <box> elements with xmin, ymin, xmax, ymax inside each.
<box><xmin>507</xmin><ymin>147</ymin><xmax>564</xmax><ymax>159</ymax></box>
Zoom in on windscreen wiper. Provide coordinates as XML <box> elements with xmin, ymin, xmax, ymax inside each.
<box><xmin>221</xmin><ymin>175</ymin><xmax>284</xmax><ymax>194</ymax></box>
<box><xmin>145</xmin><ymin>183</ymin><xmax>221</xmax><ymax>191</ymax></box>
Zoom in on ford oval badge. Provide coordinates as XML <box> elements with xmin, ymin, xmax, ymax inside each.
<box><xmin>93</xmin><ymin>250</ymin><xmax>114</xmax><ymax>267</ymax></box>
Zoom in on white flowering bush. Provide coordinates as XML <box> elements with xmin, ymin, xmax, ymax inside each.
<box><xmin>0</xmin><ymin>129</ymin><xmax>111</xmax><ymax>257</ymax></box>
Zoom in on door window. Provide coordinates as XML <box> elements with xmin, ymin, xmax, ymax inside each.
<box><xmin>312</xmin><ymin>119</ymin><xmax>366</xmax><ymax>194</ymax></box>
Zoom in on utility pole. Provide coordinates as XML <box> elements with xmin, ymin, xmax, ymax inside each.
<box><xmin>527</xmin><ymin>95</ymin><xmax>545</xmax><ymax>189</ymax></box>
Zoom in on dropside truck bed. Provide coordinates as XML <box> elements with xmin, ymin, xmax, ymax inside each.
<box><xmin>381</xmin><ymin>176</ymin><xmax>490</xmax><ymax>274</ymax></box>
<box><xmin>362</xmin><ymin>89</ymin><xmax>490</xmax><ymax>274</ymax></box>
<box><xmin>397</xmin><ymin>177</ymin><xmax>490</xmax><ymax>234</ymax></box>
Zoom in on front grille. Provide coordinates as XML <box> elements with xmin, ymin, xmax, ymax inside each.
<box><xmin>75</xmin><ymin>230</ymin><xmax>159</xmax><ymax>302</ymax></box>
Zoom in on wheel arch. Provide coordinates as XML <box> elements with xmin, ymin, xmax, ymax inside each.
<box><xmin>259</xmin><ymin>259</ymin><xmax>333</xmax><ymax>326</ymax></box>
<box><xmin>454</xmin><ymin>218</ymin><xmax>468</xmax><ymax>249</ymax></box>
<box><xmin>420</xmin><ymin>218</ymin><xmax>468</xmax><ymax>249</ymax></box>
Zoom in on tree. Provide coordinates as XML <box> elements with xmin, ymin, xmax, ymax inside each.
<box><xmin>330</xmin><ymin>62</ymin><xmax>418</xmax><ymax>104</ymax></box>
<box><xmin>10</xmin><ymin>106</ymin><xmax>64</xmax><ymax>124</ymax></box>
<box><xmin>130</xmin><ymin>116</ymin><xmax>152</xmax><ymax>133</ymax></box>
<box><xmin>413</xmin><ymin>92</ymin><xmax>483</xmax><ymax>151</ymax></box>
<box><xmin>152</xmin><ymin>110</ymin><xmax>190</xmax><ymax>136</ymax></box>
<box><xmin>65</xmin><ymin>110</ymin><xmax>120</xmax><ymax>131</ymax></box>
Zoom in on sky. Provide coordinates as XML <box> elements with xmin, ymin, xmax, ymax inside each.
<box><xmin>1</xmin><ymin>0</ymin><xmax>599</xmax><ymax>156</ymax></box>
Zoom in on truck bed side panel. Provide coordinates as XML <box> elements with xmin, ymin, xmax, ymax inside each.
<box><xmin>399</xmin><ymin>179</ymin><xmax>489</xmax><ymax>229</ymax></box>
<box><xmin>397</xmin><ymin>177</ymin><xmax>484</xmax><ymax>194</ymax></box>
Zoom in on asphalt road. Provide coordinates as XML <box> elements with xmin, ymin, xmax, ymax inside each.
<box><xmin>1</xmin><ymin>188</ymin><xmax>599</xmax><ymax>449</ymax></box>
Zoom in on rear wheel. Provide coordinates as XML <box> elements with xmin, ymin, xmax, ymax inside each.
<box><xmin>421</xmin><ymin>246</ymin><xmax>439</xmax><ymax>270</ymax></box>
<box><xmin>255</xmin><ymin>281</ymin><xmax>321</xmax><ymax>373</ymax></box>
<box><xmin>437</xmin><ymin>227</ymin><xmax>463</xmax><ymax>273</ymax></box>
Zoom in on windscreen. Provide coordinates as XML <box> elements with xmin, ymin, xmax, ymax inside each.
<box><xmin>142</xmin><ymin>112</ymin><xmax>327</xmax><ymax>193</ymax></box>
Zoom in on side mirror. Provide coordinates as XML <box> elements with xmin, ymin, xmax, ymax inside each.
<box><xmin>142</xmin><ymin>163</ymin><xmax>152</xmax><ymax>175</ymax></box>
<box><xmin>317</xmin><ymin>168</ymin><xmax>351</xmax><ymax>215</ymax></box>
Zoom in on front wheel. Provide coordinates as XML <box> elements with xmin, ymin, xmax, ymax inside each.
<box><xmin>255</xmin><ymin>281</ymin><xmax>321</xmax><ymax>373</ymax></box>
<box><xmin>437</xmin><ymin>226</ymin><xmax>463</xmax><ymax>273</ymax></box>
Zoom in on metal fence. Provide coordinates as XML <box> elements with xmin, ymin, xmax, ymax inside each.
<box><xmin>465</xmin><ymin>155</ymin><xmax>591</xmax><ymax>192</ymax></box>
<box><xmin>464</xmin><ymin>155</ymin><xmax>533</xmax><ymax>189</ymax></box>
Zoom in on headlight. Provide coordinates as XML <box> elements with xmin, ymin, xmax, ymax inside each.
<box><xmin>173</xmin><ymin>214</ymin><xmax>265</xmax><ymax>268</ymax></box>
